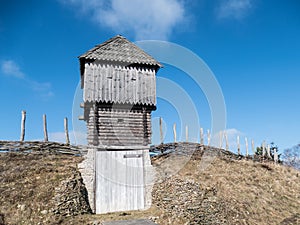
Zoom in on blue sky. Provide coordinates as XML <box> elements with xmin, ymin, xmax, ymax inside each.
<box><xmin>0</xmin><ymin>0</ymin><xmax>299</xmax><ymax>153</ymax></box>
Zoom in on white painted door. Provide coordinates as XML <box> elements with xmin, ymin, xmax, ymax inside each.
<box><xmin>95</xmin><ymin>150</ymin><xmax>145</xmax><ymax>214</ymax></box>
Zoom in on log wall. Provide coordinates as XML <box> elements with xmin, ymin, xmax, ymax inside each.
<box><xmin>87</xmin><ymin>107</ymin><xmax>152</xmax><ymax>146</ymax></box>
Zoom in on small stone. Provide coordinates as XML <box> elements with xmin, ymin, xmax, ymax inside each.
<box><xmin>41</xmin><ymin>210</ymin><xmax>48</xmax><ymax>215</ymax></box>
<box><xmin>17</xmin><ymin>204</ymin><xmax>26</xmax><ymax>211</ymax></box>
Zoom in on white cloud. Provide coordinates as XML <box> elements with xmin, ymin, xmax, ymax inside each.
<box><xmin>217</xmin><ymin>0</ymin><xmax>252</xmax><ymax>20</ymax></box>
<box><xmin>60</xmin><ymin>0</ymin><xmax>186</xmax><ymax>40</ymax></box>
<box><xmin>1</xmin><ymin>60</ymin><xmax>25</xmax><ymax>78</ymax></box>
<box><xmin>1</xmin><ymin>60</ymin><xmax>54</xmax><ymax>98</ymax></box>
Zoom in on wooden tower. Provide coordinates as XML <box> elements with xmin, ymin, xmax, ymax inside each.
<box><xmin>78</xmin><ymin>35</ymin><xmax>161</xmax><ymax>213</ymax></box>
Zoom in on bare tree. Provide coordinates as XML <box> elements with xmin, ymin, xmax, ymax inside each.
<box><xmin>282</xmin><ymin>144</ymin><xmax>300</xmax><ymax>170</ymax></box>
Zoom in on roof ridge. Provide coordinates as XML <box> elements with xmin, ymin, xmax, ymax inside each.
<box><xmin>79</xmin><ymin>35</ymin><xmax>162</xmax><ymax>68</ymax></box>
<box><xmin>93</xmin><ymin>35</ymin><xmax>125</xmax><ymax>48</ymax></box>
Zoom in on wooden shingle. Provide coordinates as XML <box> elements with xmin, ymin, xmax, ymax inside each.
<box><xmin>79</xmin><ymin>35</ymin><xmax>162</xmax><ymax>68</ymax></box>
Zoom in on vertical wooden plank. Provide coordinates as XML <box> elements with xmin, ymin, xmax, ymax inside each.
<box><xmin>64</xmin><ymin>117</ymin><xmax>70</xmax><ymax>145</ymax></box>
<box><xmin>92</xmin><ymin>64</ymin><xmax>96</xmax><ymax>101</ymax></box>
<box><xmin>133</xmin><ymin>68</ymin><xmax>137</xmax><ymax>104</ymax></box>
<box><xmin>43</xmin><ymin>114</ymin><xmax>48</xmax><ymax>142</ymax></box>
<box><xmin>173</xmin><ymin>123</ymin><xmax>177</xmax><ymax>143</ymax></box>
<box><xmin>98</xmin><ymin>64</ymin><xmax>103</xmax><ymax>101</ymax></box>
<box><xmin>83</xmin><ymin>63</ymin><xmax>88</xmax><ymax>101</ymax></box>
<box><xmin>115</xmin><ymin>66</ymin><xmax>120</xmax><ymax>103</ymax></box>
<box><xmin>225</xmin><ymin>132</ymin><xmax>229</xmax><ymax>151</ymax></box>
<box><xmin>207</xmin><ymin>129</ymin><xmax>211</xmax><ymax>146</ymax></box>
<box><xmin>267</xmin><ymin>144</ymin><xmax>271</xmax><ymax>158</ymax></box>
<box><xmin>159</xmin><ymin>117</ymin><xmax>163</xmax><ymax>144</ymax></box>
<box><xmin>103</xmin><ymin>64</ymin><xmax>107</xmax><ymax>101</ymax></box>
<box><xmin>99</xmin><ymin>64</ymin><xmax>103</xmax><ymax>101</ymax></box>
<box><xmin>251</xmin><ymin>139</ymin><xmax>255</xmax><ymax>156</ymax></box>
<box><xmin>125</xmin><ymin>68</ymin><xmax>129</xmax><ymax>103</ymax></box>
<box><xmin>146</xmin><ymin>69</ymin><xmax>151</xmax><ymax>103</ymax></box>
<box><xmin>140</xmin><ymin>68</ymin><xmax>143</xmax><ymax>103</ymax></box>
<box><xmin>95</xmin><ymin>64</ymin><xmax>99</xmax><ymax>101</ymax></box>
<box><xmin>141</xmin><ymin>69</ymin><xmax>147</xmax><ymax>103</ymax></box>
<box><xmin>145</xmin><ymin>69</ymin><xmax>149</xmax><ymax>103</ymax></box>
<box><xmin>136</xmin><ymin>68</ymin><xmax>140</xmax><ymax>103</ymax></box>
<box><xmin>128</xmin><ymin>68</ymin><xmax>133</xmax><ymax>104</ymax></box>
<box><xmin>140</xmin><ymin>69</ymin><xmax>144</xmax><ymax>103</ymax></box>
<box><xmin>262</xmin><ymin>141</ymin><xmax>266</xmax><ymax>158</ymax></box>
<box><xmin>110</xmin><ymin>65</ymin><xmax>115</xmax><ymax>103</ymax></box>
<box><xmin>219</xmin><ymin>131</ymin><xmax>223</xmax><ymax>149</ymax></box>
<box><xmin>200</xmin><ymin>127</ymin><xmax>204</xmax><ymax>145</ymax></box>
<box><xmin>108</xmin><ymin>65</ymin><xmax>113</xmax><ymax>102</ymax></box>
<box><xmin>20</xmin><ymin>110</ymin><xmax>26</xmax><ymax>142</ymax></box>
<box><xmin>83</xmin><ymin>63</ymin><xmax>92</xmax><ymax>102</ymax></box>
<box><xmin>274</xmin><ymin>148</ymin><xmax>278</xmax><ymax>163</ymax></box>
<box><xmin>152</xmin><ymin>69</ymin><xmax>156</xmax><ymax>105</ymax></box>
<box><xmin>120</xmin><ymin>67</ymin><xmax>125</xmax><ymax>103</ymax></box>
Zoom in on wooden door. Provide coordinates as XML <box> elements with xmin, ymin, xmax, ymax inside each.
<box><xmin>95</xmin><ymin>150</ymin><xmax>145</xmax><ymax>214</ymax></box>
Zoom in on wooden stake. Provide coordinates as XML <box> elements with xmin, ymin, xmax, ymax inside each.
<box><xmin>159</xmin><ymin>117</ymin><xmax>163</xmax><ymax>144</ymax></box>
<box><xmin>225</xmin><ymin>132</ymin><xmax>229</xmax><ymax>151</ymax></box>
<box><xmin>185</xmin><ymin>125</ymin><xmax>188</xmax><ymax>142</ymax></box>
<box><xmin>43</xmin><ymin>114</ymin><xmax>48</xmax><ymax>142</ymax></box>
<box><xmin>200</xmin><ymin>127</ymin><xmax>204</xmax><ymax>145</ymax></box>
<box><xmin>20</xmin><ymin>110</ymin><xmax>26</xmax><ymax>142</ymax></box>
<box><xmin>219</xmin><ymin>131</ymin><xmax>223</xmax><ymax>149</ymax></box>
<box><xmin>251</xmin><ymin>139</ymin><xmax>255</xmax><ymax>156</ymax></box>
<box><xmin>274</xmin><ymin>147</ymin><xmax>278</xmax><ymax>164</ymax></box>
<box><xmin>64</xmin><ymin>117</ymin><xmax>70</xmax><ymax>145</ymax></box>
<box><xmin>207</xmin><ymin>130</ymin><xmax>211</xmax><ymax>146</ymax></box>
<box><xmin>262</xmin><ymin>141</ymin><xmax>266</xmax><ymax>158</ymax></box>
<box><xmin>173</xmin><ymin>123</ymin><xmax>177</xmax><ymax>143</ymax></box>
<box><xmin>267</xmin><ymin>144</ymin><xmax>271</xmax><ymax>158</ymax></box>
<box><xmin>237</xmin><ymin>135</ymin><xmax>240</xmax><ymax>155</ymax></box>
<box><xmin>245</xmin><ymin>137</ymin><xmax>249</xmax><ymax>157</ymax></box>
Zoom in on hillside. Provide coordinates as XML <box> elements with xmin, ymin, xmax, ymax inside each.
<box><xmin>0</xmin><ymin>142</ymin><xmax>299</xmax><ymax>225</ymax></box>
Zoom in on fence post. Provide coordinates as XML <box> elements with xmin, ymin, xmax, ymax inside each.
<box><xmin>64</xmin><ymin>117</ymin><xmax>70</xmax><ymax>145</ymax></box>
<box><xmin>245</xmin><ymin>137</ymin><xmax>249</xmax><ymax>157</ymax></box>
<box><xmin>200</xmin><ymin>127</ymin><xmax>204</xmax><ymax>145</ymax></box>
<box><xmin>237</xmin><ymin>135</ymin><xmax>240</xmax><ymax>155</ymax></box>
<box><xmin>251</xmin><ymin>139</ymin><xmax>255</xmax><ymax>156</ymax></box>
<box><xmin>267</xmin><ymin>144</ymin><xmax>271</xmax><ymax>158</ymax></box>
<box><xmin>173</xmin><ymin>123</ymin><xmax>177</xmax><ymax>143</ymax></box>
<box><xmin>20</xmin><ymin>110</ymin><xmax>26</xmax><ymax>142</ymax></box>
<box><xmin>262</xmin><ymin>141</ymin><xmax>266</xmax><ymax>158</ymax></box>
<box><xmin>159</xmin><ymin>117</ymin><xmax>163</xmax><ymax>144</ymax></box>
<box><xmin>185</xmin><ymin>125</ymin><xmax>188</xmax><ymax>142</ymax></box>
<box><xmin>207</xmin><ymin>130</ymin><xmax>211</xmax><ymax>146</ymax></box>
<box><xmin>43</xmin><ymin>114</ymin><xmax>48</xmax><ymax>142</ymax></box>
<box><xmin>225</xmin><ymin>132</ymin><xmax>229</xmax><ymax>151</ymax></box>
<box><xmin>219</xmin><ymin>131</ymin><xmax>223</xmax><ymax>149</ymax></box>
<box><xmin>274</xmin><ymin>147</ymin><xmax>278</xmax><ymax>164</ymax></box>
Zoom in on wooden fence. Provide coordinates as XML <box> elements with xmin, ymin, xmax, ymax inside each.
<box><xmin>0</xmin><ymin>141</ymin><xmax>81</xmax><ymax>155</ymax></box>
<box><xmin>11</xmin><ymin>112</ymin><xmax>280</xmax><ymax>163</ymax></box>
<box><xmin>158</xmin><ymin>117</ymin><xmax>279</xmax><ymax>164</ymax></box>
<box><xmin>19</xmin><ymin>110</ymin><xmax>70</xmax><ymax>144</ymax></box>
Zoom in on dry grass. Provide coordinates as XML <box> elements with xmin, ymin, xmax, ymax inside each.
<box><xmin>178</xmin><ymin>156</ymin><xmax>300</xmax><ymax>224</ymax></box>
<box><xmin>0</xmin><ymin>152</ymin><xmax>82</xmax><ymax>225</ymax></box>
<box><xmin>0</xmin><ymin>145</ymin><xmax>300</xmax><ymax>225</ymax></box>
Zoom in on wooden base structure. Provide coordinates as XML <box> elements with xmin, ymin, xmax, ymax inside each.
<box><xmin>78</xmin><ymin>35</ymin><xmax>161</xmax><ymax>214</ymax></box>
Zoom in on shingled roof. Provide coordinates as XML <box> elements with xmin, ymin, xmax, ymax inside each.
<box><xmin>79</xmin><ymin>35</ymin><xmax>162</xmax><ymax>67</ymax></box>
